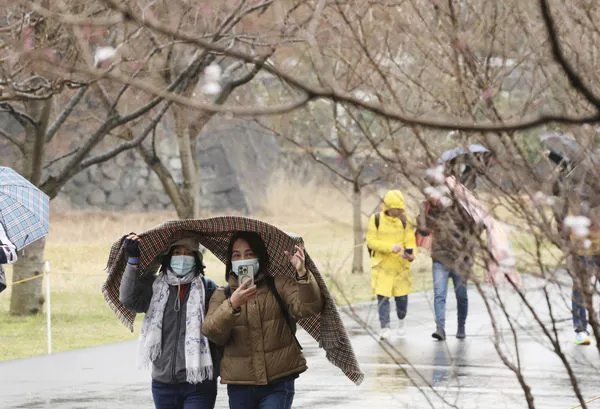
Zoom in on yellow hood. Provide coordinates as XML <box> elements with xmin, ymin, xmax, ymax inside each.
<box><xmin>383</xmin><ymin>190</ymin><xmax>405</xmax><ymax>211</ymax></box>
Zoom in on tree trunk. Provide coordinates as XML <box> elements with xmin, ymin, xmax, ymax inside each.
<box><xmin>174</xmin><ymin>107</ymin><xmax>200</xmax><ymax>219</ymax></box>
<box><xmin>137</xmin><ymin>144</ymin><xmax>189</xmax><ymax>217</ymax></box>
<box><xmin>9</xmin><ymin>237</ymin><xmax>46</xmax><ymax>315</ymax></box>
<box><xmin>9</xmin><ymin>100</ymin><xmax>51</xmax><ymax>315</ymax></box>
<box><xmin>352</xmin><ymin>182</ymin><xmax>364</xmax><ymax>274</ymax></box>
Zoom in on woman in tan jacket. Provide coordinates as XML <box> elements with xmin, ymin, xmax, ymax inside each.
<box><xmin>202</xmin><ymin>231</ymin><xmax>323</xmax><ymax>409</ymax></box>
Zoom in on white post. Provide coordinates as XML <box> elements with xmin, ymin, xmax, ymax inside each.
<box><xmin>45</xmin><ymin>261</ymin><xmax>52</xmax><ymax>355</ymax></box>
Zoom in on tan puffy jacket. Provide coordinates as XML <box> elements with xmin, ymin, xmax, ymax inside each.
<box><xmin>202</xmin><ymin>272</ymin><xmax>323</xmax><ymax>385</ymax></box>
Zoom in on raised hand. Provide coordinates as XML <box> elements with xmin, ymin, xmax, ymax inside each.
<box><xmin>124</xmin><ymin>233</ymin><xmax>141</xmax><ymax>258</ymax></box>
<box><xmin>284</xmin><ymin>245</ymin><xmax>307</xmax><ymax>277</ymax></box>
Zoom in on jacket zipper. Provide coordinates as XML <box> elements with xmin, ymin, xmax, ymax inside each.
<box><xmin>171</xmin><ymin>291</ymin><xmax>183</xmax><ymax>383</ymax></box>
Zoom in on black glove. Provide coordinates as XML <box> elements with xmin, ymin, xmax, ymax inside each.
<box><xmin>124</xmin><ymin>237</ymin><xmax>140</xmax><ymax>258</ymax></box>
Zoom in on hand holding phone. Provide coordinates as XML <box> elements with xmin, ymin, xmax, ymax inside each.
<box><xmin>230</xmin><ymin>279</ymin><xmax>257</xmax><ymax>309</ymax></box>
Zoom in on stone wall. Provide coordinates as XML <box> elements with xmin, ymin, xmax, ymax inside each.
<box><xmin>60</xmin><ymin>120</ymin><xmax>281</xmax><ymax>213</ymax></box>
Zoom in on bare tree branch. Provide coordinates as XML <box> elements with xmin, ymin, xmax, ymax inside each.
<box><xmin>136</xmin><ymin>142</ymin><xmax>187</xmax><ymax>215</ymax></box>
<box><xmin>539</xmin><ymin>0</ymin><xmax>600</xmax><ymax>110</ymax></box>
<box><xmin>80</xmin><ymin>101</ymin><xmax>172</xmax><ymax>169</ymax></box>
<box><xmin>18</xmin><ymin>0</ymin><xmax>125</xmax><ymax>26</ymax></box>
<box><xmin>41</xmin><ymin>55</ymin><xmax>600</xmax><ymax>131</ymax></box>
<box><xmin>0</xmin><ymin>103</ymin><xmax>38</xmax><ymax>127</ymax></box>
<box><xmin>36</xmin><ymin>57</ymin><xmax>314</xmax><ymax>116</ymax></box>
<box><xmin>42</xmin><ymin>148</ymin><xmax>81</xmax><ymax>169</ymax></box>
<box><xmin>37</xmin><ymin>1</ymin><xmax>598</xmax><ymax>132</ymax></box>
<box><xmin>45</xmin><ymin>86</ymin><xmax>89</xmax><ymax>143</ymax></box>
<box><xmin>0</xmin><ymin>128</ymin><xmax>24</xmax><ymax>153</ymax></box>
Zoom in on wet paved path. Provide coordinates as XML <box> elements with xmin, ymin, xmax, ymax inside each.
<box><xmin>1</xmin><ymin>276</ymin><xmax>599</xmax><ymax>408</ymax></box>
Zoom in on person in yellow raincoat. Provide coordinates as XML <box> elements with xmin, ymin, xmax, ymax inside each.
<box><xmin>366</xmin><ymin>190</ymin><xmax>416</xmax><ymax>340</ymax></box>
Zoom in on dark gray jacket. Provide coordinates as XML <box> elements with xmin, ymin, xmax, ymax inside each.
<box><xmin>119</xmin><ymin>264</ymin><xmax>218</xmax><ymax>384</ymax></box>
<box><xmin>417</xmin><ymin>201</ymin><xmax>484</xmax><ymax>273</ymax></box>
<box><xmin>0</xmin><ymin>265</ymin><xmax>6</xmax><ymax>293</ymax></box>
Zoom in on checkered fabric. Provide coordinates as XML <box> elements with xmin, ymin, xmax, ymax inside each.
<box><xmin>0</xmin><ymin>167</ymin><xmax>49</xmax><ymax>249</ymax></box>
<box><xmin>102</xmin><ymin>216</ymin><xmax>364</xmax><ymax>385</ymax></box>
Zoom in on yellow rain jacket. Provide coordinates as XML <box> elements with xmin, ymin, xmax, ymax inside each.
<box><xmin>367</xmin><ymin>190</ymin><xmax>417</xmax><ymax>298</ymax></box>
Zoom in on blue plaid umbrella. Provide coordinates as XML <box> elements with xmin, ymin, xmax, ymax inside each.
<box><xmin>0</xmin><ymin>167</ymin><xmax>49</xmax><ymax>250</ymax></box>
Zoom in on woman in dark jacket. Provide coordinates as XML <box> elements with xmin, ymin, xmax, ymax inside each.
<box><xmin>119</xmin><ymin>233</ymin><xmax>218</xmax><ymax>409</ymax></box>
<box><xmin>202</xmin><ymin>231</ymin><xmax>323</xmax><ymax>409</ymax></box>
<box><xmin>0</xmin><ymin>221</ymin><xmax>17</xmax><ymax>293</ymax></box>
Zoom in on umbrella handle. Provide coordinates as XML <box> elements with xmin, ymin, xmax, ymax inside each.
<box><xmin>20</xmin><ymin>234</ymin><xmax>29</xmax><ymax>252</ymax></box>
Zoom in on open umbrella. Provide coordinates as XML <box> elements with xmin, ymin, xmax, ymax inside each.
<box><xmin>0</xmin><ymin>167</ymin><xmax>49</xmax><ymax>250</ymax></box>
<box><xmin>539</xmin><ymin>132</ymin><xmax>600</xmax><ymax>204</ymax></box>
<box><xmin>438</xmin><ymin>144</ymin><xmax>494</xmax><ymax>189</ymax></box>
<box><xmin>539</xmin><ymin>132</ymin><xmax>583</xmax><ymax>162</ymax></box>
<box><xmin>439</xmin><ymin>143</ymin><xmax>490</xmax><ymax>163</ymax></box>
<box><xmin>102</xmin><ymin>216</ymin><xmax>364</xmax><ymax>385</ymax></box>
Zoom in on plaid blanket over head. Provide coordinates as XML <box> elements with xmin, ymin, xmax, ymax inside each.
<box><xmin>102</xmin><ymin>216</ymin><xmax>364</xmax><ymax>385</ymax></box>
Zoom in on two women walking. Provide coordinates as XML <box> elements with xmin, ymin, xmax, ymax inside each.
<box><xmin>113</xmin><ymin>222</ymin><xmax>335</xmax><ymax>409</ymax></box>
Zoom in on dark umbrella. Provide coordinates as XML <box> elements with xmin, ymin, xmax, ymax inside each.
<box><xmin>539</xmin><ymin>132</ymin><xmax>600</xmax><ymax>204</ymax></box>
<box><xmin>102</xmin><ymin>216</ymin><xmax>364</xmax><ymax>385</ymax></box>
<box><xmin>539</xmin><ymin>132</ymin><xmax>582</xmax><ymax>162</ymax></box>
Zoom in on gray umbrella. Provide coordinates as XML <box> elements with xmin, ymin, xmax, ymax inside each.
<box><xmin>539</xmin><ymin>132</ymin><xmax>600</xmax><ymax>205</ymax></box>
<box><xmin>439</xmin><ymin>144</ymin><xmax>490</xmax><ymax>163</ymax></box>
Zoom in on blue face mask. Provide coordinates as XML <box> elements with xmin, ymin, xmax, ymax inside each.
<box><xmin>231</xmin><ymin>258</ymin><xmax>260</xmax><ymax>277</ymax></box>
<box><xmin>170</xmin><ymin>255</ymin><xmax>196</xmax><ymax>277</ymax></box>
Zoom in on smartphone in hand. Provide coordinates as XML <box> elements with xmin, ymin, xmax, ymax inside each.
<box><xmin>238</xmin><ymin>265</ymin><xmax>254</xmax><ymax>287</ymax></box>
<box><xmin>404</xmin><ymin>248</ymin><xmax>413</xmax><ymax>257</ymax></box>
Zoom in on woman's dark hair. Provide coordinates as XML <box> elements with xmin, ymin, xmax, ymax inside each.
<box><xmin>225</xmin><ymin>231</ymin><xmax>269</xmax><ymax>280</ymax></box>
<box><xmin>160</xmin><ymin>249</ymin><xmax>205</xmax><ymax>276</ymax></box>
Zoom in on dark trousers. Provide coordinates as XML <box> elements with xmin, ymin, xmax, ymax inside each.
<box><xmin>572</xmin><ymin>255</ymin><xmax>600</xmax><ymax>333</ymax></box>
<box><xmin>152</xmin><ymin>379</ymin><xmax>217</xmax><ymax>409</ymax></box>
<box><xmin>377</xmin><ymin>295</ymin><xmax>408</xmax><ymax>328</ymax></box>
<box><xmin>227</xmin><ymin>378</ymin><xmax>295</xmax><ymax>409</ymax></box>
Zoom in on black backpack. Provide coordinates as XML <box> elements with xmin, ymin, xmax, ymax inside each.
<box><xmin>367</xmin><ymin>213</ymin><xmax>381</xmax><ymax>257</ymax></box>
<box><xmin>223</xmin><ymin>276</ymin><xmax>302</xmax><ymax>350</ymax></box>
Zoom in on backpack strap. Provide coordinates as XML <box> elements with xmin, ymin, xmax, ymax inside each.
<box><xmin>266</xmin><ymin>276</ymin><xmax>303</xmax><ymax>351</ymax></box>
<box><xmin>202</xmin><ymin>276</ymin><xmax>218</xmax><ymax>312</ymax></box>
<box><xmin>368</xmin><ymin>213</ymin><xmax>381</xmax><ymax>257</ymax></box>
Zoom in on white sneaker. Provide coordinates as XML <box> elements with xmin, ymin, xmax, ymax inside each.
<box><xmin>379</xmin><ymin>327</ymin><xmax>391</xmax><ymax>340</ymax></box>
<box><xmin>575</xmin><ymin>331</ymin><xmax>591</xmax><ymax>345</ymax></box>
<box><xmin>396</xmin><ymin>320</ymin><xmax>406</xmax><ymax>337</ymax></box>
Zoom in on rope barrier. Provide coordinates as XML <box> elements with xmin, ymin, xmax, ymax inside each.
<box><xmin>8</xmin><ymin>273</ymin><xmax>44</xmax><ymax>286</ymax></box>
<box><xmin>6</xmin><ymin>271</ymin><xmax>106</xmax><ymax>287</ymax></box>
<box><xmin>570</xmin><ymin>396</ymin><xmax>600</xmax><ymax>409</ymax></box>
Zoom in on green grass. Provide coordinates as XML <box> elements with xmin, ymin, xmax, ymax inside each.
<box><xmin>0</xmin><ymin>197</ymin><xmax>563</xmax><ymax>362</ymax></box>
<box><xmin>0</xmin><ymin>209</ymin><xmax>432</xmax><ymax>362</ymax></box>
<box><xmin>0</xmin><ymin>283</ymin><xmax>136</xmax><ymax>361</ymax></box>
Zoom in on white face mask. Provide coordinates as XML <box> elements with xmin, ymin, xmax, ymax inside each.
<box><xmin>170</xmin><ymin>255</ymin><xmax>196</xmax><ymax>277</ymax></box>
<box><xmin>231</xmin><ymin>258</ymin><xmax>260</xmax><ymax>277</ymax></box>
